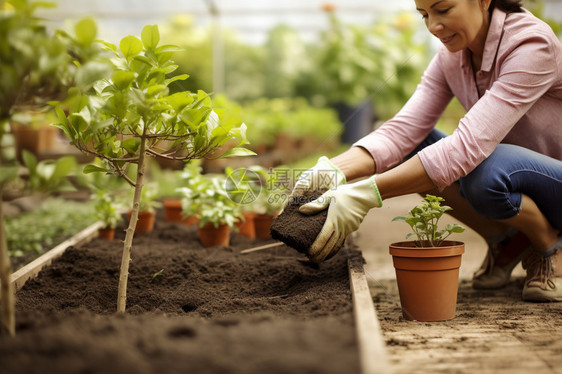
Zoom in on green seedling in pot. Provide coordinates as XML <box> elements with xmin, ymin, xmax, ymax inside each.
<box><xmin>93</xmin><ymin>189</ymin><xmax>123</xmax><ymax>230</ymax></box>
<box><xmin>393</xmin><ymin>194</ymin><xmax>465</xmax><ymax>247</ymax></box>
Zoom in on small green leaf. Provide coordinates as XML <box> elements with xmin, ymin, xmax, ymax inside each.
<box><xmin>98</xmin><ymin>40</ymin><xmax>117</xmax><ymax>51</ymax></box>
<box><xmin>83</xmin><ymin>164</ymin><xmax>108</xmax><ymax>174</ymax></box>
<box><xmin>75</xmin><ymin>17</ymin><xmax>97</xmax><ymax>46</ymax></box>
<box><xmin>141</xmin><ymin>25</ymin><xmax>160</xmax><ymax>50</ymax></box>
<box><xmin>218</xmin><ymin>147</ymin><xmax>257</xmax><ymax>158</ymax></box>
<box><xmin>133</xmin><ymin>55</ymin><xmax>154</xmax><ymax>67</ymax></box>
<box><xmin>155</xmin><ymin>44</ymin><xmax>183</xmax><ymax>54</ymax></box>
<box><xmin>121</xmin><ymin>137</ymin><xmax>141</xmax><ymax>154</ymax></box>
<box><xmin>112</xmin><ymin>70</ymin><xmax>136</xmax><ymax>90</ymax></box>
<box><xmin>22</xmin><ymin>150</ymin><xmax>38</xmax><ymax>173</ymax></box>
<box><xmin>0</xmin><ymin>166</ymin><xmax>19</xmax><ymax>186</ymax></box>
<box><xmin>119</xmin><ymin>35</ymin><xmax>143</xmax><ymax>61</ymax></box>
<box><xmin>164</xmin><ymin>74</ymin><xmax>189</xmax><ymax>87</ymax></box>
<box><xmin>146</xmin><ymin>84</ymin><xmax>166</xmax><ymax>97</ymax></box>
<box><xmin>51</xmin><ymin>156</ymin><xmax>76</xmax><ymax>180</ymax></box>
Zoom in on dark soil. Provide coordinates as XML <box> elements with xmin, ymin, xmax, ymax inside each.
<box><xmin>271</xmin><ymin>191</ymin><xmax>328</xmax><ymax>257</ymax></box>
<box><xmin>0</xmin><ymin>212</ymin><xmax>360</xmax><ymax>374</ymax></box>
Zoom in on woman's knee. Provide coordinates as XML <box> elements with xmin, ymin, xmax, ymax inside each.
<box><xmin>459</xmin><ymin>154</ymin><xmax>520</xmax><ymax>220</ymax></box>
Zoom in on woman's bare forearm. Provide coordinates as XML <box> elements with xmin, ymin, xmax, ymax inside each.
<box><xmin>330</xmin><ymin>146</ymin><xmax>376</xmax><ymax>182</ymax></box>
<box><xmin>331</xmin><ymin>147</ymin><xmax>436</xmax><ymax>199</ymax></box>
<box><xmin>375</xmin><ymin>155</ymin><xmax>436</xmax><ymax>199</ymax></box>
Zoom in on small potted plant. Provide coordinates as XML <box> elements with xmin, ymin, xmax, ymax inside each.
<box><xmin>224</xmin><ymin>166</ymin><xmax>263</xmax><ymax>239</ymax></box>
<box><xmin>126</xmin><ymin>183</ymin><xmax>161</xmax><ymax>235</ymax></box>
<box><xmin>191</xmin><ymin>176</ymin><xmax>242</xmax><ymax>247</ymax></box>
<box><xmin>163</xmin><ymin>160</ymin><xmax>203</xmax><ymax>224</ymax></box>
<box><xmin>250</xmin><ymin>166</ymin><xmax>287</xmax><ymax>239</ymax></box>
<box><xmin>390</xmin><ymin>195</ymin><xmax>465</xmax><ymax>322</ymax></box>
<box><xmin>93</xmin><ymin>190</ymin><xmax>123</xmax><ymax>241</ymax></box>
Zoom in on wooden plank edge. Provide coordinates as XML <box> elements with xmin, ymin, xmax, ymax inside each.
<box><xmin>348</xmin><ymin>251</ymin><xmax>393</xmax><ymax>374</ymax></box>
<box><xmin>9</xmin><ymin>221</ymin><xmax>105</xmax><ymax>291</ymax></box>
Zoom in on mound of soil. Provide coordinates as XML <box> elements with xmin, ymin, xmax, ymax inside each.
<box><xmin>271</xmin><ymin>191</ymin><xmax>328</xmax><ymax>257</ymax></box>
<box><xmin>0</xmin><ymin>213</ymin><xmax>360</xmax><ymax>374</ymax></box>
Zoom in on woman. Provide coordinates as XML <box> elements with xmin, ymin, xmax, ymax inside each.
<box><xmin>293</xmin><ymin>0</ymin><xmax>562</xmax><ymax>302</ymax></box>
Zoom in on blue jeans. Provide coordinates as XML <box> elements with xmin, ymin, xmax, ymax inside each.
<box><xmin>412</xmin><ymin>130</ymin><xmax>562</xmax><ymax>231</ymax></box>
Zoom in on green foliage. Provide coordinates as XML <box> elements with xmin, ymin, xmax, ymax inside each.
<box><xmin>244</xmin><ymin>165</ymin><xmax>289</xmax><ymax>215</ymax></box>
<box><xmin>160</xmin><ymin>15</ymin><xmax>267</xmax><ymax>102</ymax></box>
<box><xmin>74</xmin><ymin>157</ymin><xmax>127</xmax><ymax>192</ymax></box>
<box><xmin>54</xmin><ymin>23</ymin><xmax>250</xmax><ymax>178</ymax></box>
<box><xmin>368</xmin><ymin>13</ymin><xmax>431</xmax><ymax>120</ymax></box>
<box><xmin>263</xmin><ymin>25</ymin><xmax>309</xmax><ymax>98</ymax></box>
<box><xmin>296</xmin><ymin>11</ymin><xmax>429</xmax><ymax>116</ymax></box>
<box><xmin>92</xmin><ymin>189</ymin><xmax>123</xmax><ymax>229</ymax></box>
<box><xmin>527</xmin><ymin>0</ymin><xmax>562</xmax><ymax>37</ymax></box>
<box><xmin>177</xmin><ymin>160</ymin><xmax>205</xmax><ymax>216</ymax></box>
<box><xmin>392</xmin><ymin>194</ymin><xmax>465</xmax><ymax>247</ymax></box>
<box><xmin>21</xmin><ymin>150</ymin><xmax>77</xmax><ymax>193</ymax></box>
<box><xmin>0</xmin><ymin>0</ymin><xmax>67</xmax><ymax>119</ymax></box>
<box><xmin>311</xmin><ymin>11</ymin><xmax>384</xmax><ymax>106</ymax></box>
<box><xmin>181</xmin><ymin>174</ymin><xmax>242</xmax><ymax>228</ymax></box>
<box><xmin>242</xmin><ymin>97</ymin><xmax>343</xmax><ymax>148</ymax></box>
<box><xmin>224</xmin><ymin>165</ymin><xmax>262</xmax><ymax>212</ymax></box>
<box><xmin>5</xmin><ymin>198</ymin><xmax>96</xmax><ymax>259</ymax></box>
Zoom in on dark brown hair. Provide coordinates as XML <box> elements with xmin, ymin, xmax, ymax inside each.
<box><xmin>489</xmin><ymin>0</ymin><xmax>523</xmax><ymax>14</ymax></box>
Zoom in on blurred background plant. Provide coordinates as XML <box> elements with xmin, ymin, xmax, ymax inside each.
<box><xmin>92</xmin><ymin>189</ymin><xmax>123</xmax><ymax>230</ymax></box>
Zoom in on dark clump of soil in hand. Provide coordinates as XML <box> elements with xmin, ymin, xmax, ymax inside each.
<box><xmin>0</xmin><ymin>211</ymin><xmax>360</xmax><ymax>374</ymax></box>
<box><xmin>271</xmin><ymin>190</ymin><xmax>328</xmax><ymax>257</ymax></box>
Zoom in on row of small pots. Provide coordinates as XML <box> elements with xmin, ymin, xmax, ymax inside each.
<box><xmin>98</xmin><ymin>210</ymin><xmax>156</xmax><ymax>241</ymax></box>
<box><xmin>98</xmin><ymin>199</ymin><xmax>277</xmax><ymax>247</ymax></box>
<box><xmin>98</xmin><ymin>199</ymin><xmax>466</xmax><ymax>322</ymax></box>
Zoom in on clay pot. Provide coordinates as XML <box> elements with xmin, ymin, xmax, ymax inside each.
<box><xmin>274</xmin><ymin>133</ymin><xmax>297</xmax><ymax>153</ymax></box>
<box><xmin>389</xmin><ymin>241</ymin><xmax>465</xmax><ymax>322</ymax></box>
<box><xmin>183</xmin><ymin>216</ymin><xmax>200</xmax><ymax>226</ymax></box>
<box><xmin>235</xmin><ymin>212</ymin><xmax>256</xmax><ymax>239</ymax></box>
<box><xmin>127</xmin><ymin>210</ymin><xmax>156</xmax><ymax>235</ymax></box>
<box><xmin>254</xmin><ymin>213</ymin><xmax>278</xmax><ymax>239</ymax></box>
<box><xmin>98</xmin><ymin>227</ymin><xmax>115</xmax><ymax>241</ymax></box>
<box><xmin>10</xmin><ymin>121</ymin><xmax>58</xmax><ymax>161</ymax></box>
<box><xmin>198</xmin><ymin>222</ymin><xmax>231</xmax><ymax>247</ymax></box>
<box><xmin>162</xmin><ymin>199</ymin><xmax>183</xmax><ymax>222</ymax></box>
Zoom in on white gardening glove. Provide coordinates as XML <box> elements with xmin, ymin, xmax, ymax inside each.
<box><xmin>299</xmin><ymin>175</ymin><xmax>382</xmax><ymax>263</ymax></box>
<box><xmin>290</xmin><ymin>156</ymin><xmax>346</xmax><ymax>203</ymax></box>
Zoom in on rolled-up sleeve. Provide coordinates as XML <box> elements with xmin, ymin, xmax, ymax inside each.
<box><xmin>354</xmin><ymin>53</ymin><xmax>454</xmax><ymax>173</ymax></box>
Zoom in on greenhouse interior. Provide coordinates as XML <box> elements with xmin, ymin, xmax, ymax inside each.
<box><xmin>1</xmin><ymin>0</ymin><xmax>562</xmax><ymax>373</ymax></box>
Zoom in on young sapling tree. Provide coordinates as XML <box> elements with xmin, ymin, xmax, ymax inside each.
<box><xmin>54</xmin><ymin>25</ymin><xmax>252</xmax><ymax>312</ymax></box>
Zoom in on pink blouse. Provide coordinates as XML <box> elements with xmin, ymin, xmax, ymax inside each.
<box><xmin>355</xmin><ymin>8</ymin><xmax>562</xmax><ymax>190</ymax></box>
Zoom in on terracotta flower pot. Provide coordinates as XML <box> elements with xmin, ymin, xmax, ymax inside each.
<box><xmin>162</xmin><ymin>199</ymin><xmax>183</xmax><ymax>222</ymax></box>
<box><xmin>235</xmin><ymin>212</ymin><xmax>256</xmax><ymax>239</ymax></box>
<box><xmin>98</xmin><ymin>227</ymin><xmax>115</xmax><ymax>241</ymax></box>
<box><xmin>198</xmin><ymin>222</ymin><xmax>231</xmax><ymax>247</ymax></box>
<box><xmin>389</xmin><ymin>241</ymin><xmax>465</xmax><ymax>322</ymax></box>
<box><xmin>127</xmin><ymin>210</ymin><xmax>156</xmax><ymax>235</ymax></box>
<box><xmin>183</xmin><ymin>216</ymin><xmax>200</xmax><ymax>226</ymax></box>
<box><xmin>254</xmin><ymin>213</ymin><xmax>277</xmax><ymax>239</ymax></box>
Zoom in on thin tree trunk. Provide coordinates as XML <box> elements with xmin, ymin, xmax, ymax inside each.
<box><xmin>0</xmin><ymin>188</ymin><xmax>15</xmax><ymax>337</ymax></box>
<box><xmin>116</xmin><ymin>136</ymin><xmax>147</xmax><ymax>313</ymax></box>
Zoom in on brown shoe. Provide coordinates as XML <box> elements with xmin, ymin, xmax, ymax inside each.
<box><xmin>522</xmin><ymin>237</ymin><xmax>562</xmax><ymax>302</ymax></box>
<box><xmin>473</xmin><ymin>231</ymin><xmax>532</xmax><ymax>290</ymax></box>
